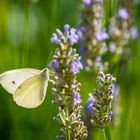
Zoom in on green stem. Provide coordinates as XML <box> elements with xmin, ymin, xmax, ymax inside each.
<box><xmin>66</xmin><ymin>129</ymin><xmax>70</xmax><ymax>140</ymax></box>
<box><xmin>101</xmin><ymin>128</ymin><xmax>107</xmax><ymax>140</ymax></box>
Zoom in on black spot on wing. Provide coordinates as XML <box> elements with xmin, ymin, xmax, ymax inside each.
<box><xmin>18</xmin><ymin>85</ymin><xmax>22</xmax><ymax>89</ymax></box>
<box><xmin>12</xmin><ymin>81</ymin><xmax>16</xmax><ymax>84</ymax></box>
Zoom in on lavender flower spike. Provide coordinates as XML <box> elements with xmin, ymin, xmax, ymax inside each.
<box><xmin>86</xmin><ymin>71</ymin><xmax>116</xmax><ymax>128</ymax></box>
<box><xmin>50</xmin><ymin>25</ymin><xmax>87</xmax><ymax>139</ymax></box>
<box><xmin>78</xmin><ymin>0</ymin><xmax>109</xmax><ymax>72</ymax></box>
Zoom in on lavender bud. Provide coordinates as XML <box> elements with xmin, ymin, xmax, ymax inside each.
<box><xmin>49</xmin><ymin>59</ymin><xmax>57</xmax><ymax>69</ymax></box>
<box><xmin>51</xmin><ymin>33</ymin><xmax>59</xmax><ymax>44</ymax></box>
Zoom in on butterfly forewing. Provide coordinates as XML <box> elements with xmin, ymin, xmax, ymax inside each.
<box><xmin>0</xmin><ymin>68</ymin><xmax>41</xmax><ymax>94</ymax></box>
<box><xmin>13</xmin><ymin>74</ymin><xmax>48</xmax><ymax>108</ymax></box>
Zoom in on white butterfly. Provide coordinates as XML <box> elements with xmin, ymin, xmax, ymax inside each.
<box><xmin>0</xmin><ymin>68</ymin><xmax>49</xmax><ymax>108</ymax></box>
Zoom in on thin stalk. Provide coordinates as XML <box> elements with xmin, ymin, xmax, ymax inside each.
<box><xmin>66</xmin><ymin>129</ymin><xmax>70</xmax><ymax>140</ymax></box>
<box><xmin>101</xmin><ymin>128</ymin><xmax>107</xmax><ymax>140</ymax></box>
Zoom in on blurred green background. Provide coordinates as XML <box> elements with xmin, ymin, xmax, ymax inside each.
<box><xmin>0</xmin><ymin>0</ymin><xmax>140</xmax><ymax>140</ymax></box>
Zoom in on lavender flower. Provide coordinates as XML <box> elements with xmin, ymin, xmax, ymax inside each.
<box><xmin>130</xmin><ymin>26</ymin><xmax>138</xmax><ymax>39</ymax></box>
<box><xmin>108</xmin><ymin>5</ymin><xmax>138</xmax><ymax>64</ymax></box>
<box><xmin>68</xmin><ymin>28</ymin><xmax>79</xmax><ymax>45</ymax></box>
<box><xmin>51</xmin><ymin>33</ymin><xmax>59</xmax><ymax>44</ymax></box>
<box><xmin>118</xmin><ymin>7</ymin><xmax>129</xmax><ymax>20</ymax></box>
<box><xmin>86</xmin><ymin>71</ymin><xmax>116</xmax><ymax>128</ymax></box>
<box><xmin>83</xmin><ymin>0</ymin><xmax>94</xmax><ymax>7</ymax></box>
<box><xmin>49</xmin><ymin>59</ymin><xmax>57</xmax><ymax>69</ymax></box>
<box><xmin>95</xmin><ymin>29</ymin><xmax>109</xmax><ymax>42</ymax></box>
<box><xmin>78</xmin><ymin>0</ymin><xmax>108</xmax><ymax>73</ymax></box>
<box><xmin>86</xmin><ymin>93</ymin><xmax>95</xmax><ymax>112</ymax></box>
<box><xmin>73</xmin><ymin>92</ymin><xmax>81</xmax><ymax>105</ymax></box>
<box><xmin>71</xmin><ymin>59</ymin><xmax>83</xmax><ymax>74</ymax></box>
<box><xmin>51</xmin><ymin>24</ymin><xmax>79</xmax><ymax>46</ymax></box>
<box><xmin>79</xmin><ymin>45</ymin><xmax>87</xmax><ymax>53</ymax></box>
<box><xmin>50</xmin><ymin>25</ymin><xmax>88</xmax><ymax>139</ymax></box>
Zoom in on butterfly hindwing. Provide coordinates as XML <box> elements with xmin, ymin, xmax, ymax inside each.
<box><xmin>0</xmin><ymin>68</ymin><xmax>41</xmax><ymax>94</ymax></box>
<box><xmin>13</xmin><ymin>74</ymin><xmax>48</xmax><ymax>108</ymax></box>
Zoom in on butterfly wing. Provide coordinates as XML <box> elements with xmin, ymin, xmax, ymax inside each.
<box><xmin>0</xmin><ymin>68</ymin><xmax>41</xmax><ymax>94</ymax></box>
<box><xmin>13</xmin><ymin>74</ymin><xmax>48</xmax><ymax>108</ymax></box>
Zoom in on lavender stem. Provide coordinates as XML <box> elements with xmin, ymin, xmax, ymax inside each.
<box><xmin>101</xmin><ymin>129</ymin><xmax>106</xmax><ymax>140</ymax></box>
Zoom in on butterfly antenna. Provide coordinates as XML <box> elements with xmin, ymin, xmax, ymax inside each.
<box><xmin>45</xmin><ymin>51</ymin><xmax>54</xmax><ymax>68</ymax></box>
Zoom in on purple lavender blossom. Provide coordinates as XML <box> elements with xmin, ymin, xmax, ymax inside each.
<box><xmin>79</xmin><ymin>44</ymin><xmax>87</xmax><ymax>53</ymax></box>
<box><xmin>51</xmin><ymin>33</ymin><xmax>59</xmax><ymax>44</ymax></box>
<box><xmin>64</xmin><ymin>24</ymin><xmax>70</xmax><ymax>38</ymax></box>
<box><xmin>96</xmin><ymin>56</ymin><xmax>102</xmax><ymax>63</ymax></box>
<box><xmin>64</xmin><ymin>24</ymin><xmax>70</xmax><ymax>31</ymax></box>
<box><xmin>73</xmin><ymin>92</ymin><xmax>81</xmax><ymax>105</ymax></box>
<box><xmin>51</xmin><ymin>24</ymin><xmax>79</xmax><ymax>45</ymax></box>
<box><xmin>95</xmin><ymin>29</ymin><xmax>109</xmax><ymax>42</ymax></box>
<box><xmin>49</xmin><ymin>59</ymin><xmax>57</xmax><ymax>69</ymax></box>
<box><xmin>71</xmin><ymin>59</ymin><xmax>83</xmax><ymax>74</ymax></box>
<box><xmin>68</xmin><ymin>28</ymin><xmax>79</xmax><ymax>45</ymax></box>
<box><xmin>106</xmin><ymin>111</ymin><xmax>113</xmax><ymax>121</ymax></box>
<box><xmin>118</xmin><ymin>8</ymin><xmax>129</xmax><ymax>20</ymax></box>
<box><xmin>51</xmin><ymin>25</ymin><xmax>88</xmax><ymax>139</ymax></box>
<box><xmin>108</xmin><ymin>111</ymin><xmax>113</xmax><ymax>117</ymax></box>
<box><xmin>130</xmin><ymin>26</ymin><xmax>138</xmax><ymax>39</ymax></box>
<box><xmin>77</xmin><ymin>29</ymin><xmax>84</xmax><ymax>41</ymax></box>
<box><xmin>83</xmin><ymin>0</ymin><xmax>94</xmax><ymax>7</ymax></box>
<box><xmin>85</xmin><ymin>93</ymin><xmax>95</xmax><ymax>111</ymax></box>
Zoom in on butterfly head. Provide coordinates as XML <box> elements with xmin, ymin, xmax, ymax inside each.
<box><xmin>41</xmin><ymin>68</ymin><xmax>49</xmax><ymax>80</ymax></box>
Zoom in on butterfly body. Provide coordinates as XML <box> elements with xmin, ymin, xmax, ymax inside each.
<box><xmin>0</xmin><ymin>68</ymin><xmax>49</xmax><ymax>108</ymax></box>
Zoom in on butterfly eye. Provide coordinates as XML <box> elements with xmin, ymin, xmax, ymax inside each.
<box><xmin>41</xmin><ymin>68</ymin><xmax>49</xmax><ymax>80</ymax></box>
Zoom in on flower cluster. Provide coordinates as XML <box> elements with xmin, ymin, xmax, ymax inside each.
<box><xmin>86</xmin><ymin>71</ymin><xmax>116</xmax><ymax>128</ymax></box>
<box><xmin>108</xmin><ymin>5</ymin><xmax>138</xmax><ymax>64</ymax></box>
<box><xmin>50</xmin><ymin>25</ymin><xmax>88</xmax><ymax>140</ymax></box>
<box><xmin>77</xmin><ymin>0</ymin><xmax>108</xmax><ymax>72</ymax></box>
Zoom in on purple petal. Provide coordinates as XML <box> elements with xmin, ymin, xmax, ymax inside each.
<box><xmin>118</xmin><ymin>8</ymin><xmax>129</xmax><ymax>20</ymax></box>
<box><xmin>130</xmin><ymin>26</ymin><xmax>138</xmax><ymax>39</ymax></box>
<box><xmin>95</xmin><ymin>29</ymin><xmax>109</xmax><ymax>42</ymax></box>
<box><xmin>49</xmin><ymin>59</ymin><xmax>57</xmax><ymax>69</ymax></box>
<box><xmin>73</xmin><ymin>92</ymin><xmax>81</xmax><ymax>105</ymax></box>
